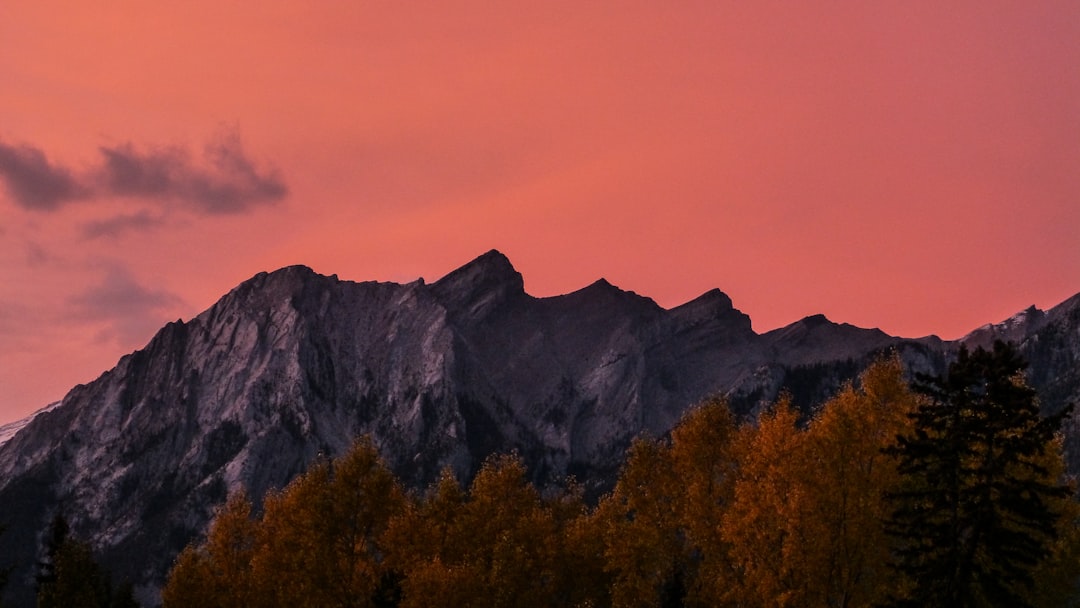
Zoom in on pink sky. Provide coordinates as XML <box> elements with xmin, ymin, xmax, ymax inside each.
<box><xmin>1</xmin><ymin>3</ymin><xmax>1078</xmax><ymax>425</ymax></box>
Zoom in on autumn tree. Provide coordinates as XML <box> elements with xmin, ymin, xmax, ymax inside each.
<box><xmin>713</xmin><ymin>356</ymin><xmax>920</xmax><ymax>608</ymax></box>
<box><xmin>164</xmin><ymin>437</ymin><xmax>405</xmax><ymax>608</ymax></box>
<box><xmin>162</xmin><ymin>491</ymin><xmax>258</xmax><ymax>608</ymax></box>
<box><xmin>596</xmin><ymin>434</ymin><xmax>684</xmax><ymax>608</ymax></box>
<box><xmin>795</xmin><ymin>355</ymin><xmax>917</xmax><ymax>607</ymax></box>
<box><xmin>595</xmin><ymin>396</ymin><xmax>744</xmax><ymax>607</ymax></box>
<box><xmin>251</xmin><ymin>437</ymin><xmax>406</xmax><ymax>608</ymax></box>
<box><xmin>884</xmin><ymin>341</ymin><xmax>1073</xmax><ymax>608</ymax></box>
<box><xmin>389</xmin><ymin>454</ymin><xmax>575</xmax><ymax>608</ymax></box>
<box><xmin>1027</xmin><ymin>433</ymin><xmax>1080</xmax><ymax>608</ymax></box>
<box><xmin>666</xmin><ymin>396</ymin><xmax>740</xmax><ymax>606</ymax></box>
<box><xmin>720</xmin><ymin>395</ymin><xmax>807</xmax><ymax>607</ymax></box>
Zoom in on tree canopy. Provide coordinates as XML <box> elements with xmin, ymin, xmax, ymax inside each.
<box><xmin>163</xmin><ymin>351</ymin><xmax>1080</xmax><ymax>607</ymax></box>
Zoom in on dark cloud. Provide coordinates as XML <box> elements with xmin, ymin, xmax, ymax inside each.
<box><xmin>81</xmin><ymin>210</ymin><xmax>167</xmax><ymax>240</ymax></box>
<box><xmin>68</xmin><ymin>266</ymin><xmax>185</xmax><ymax>346</ymax></box>
<box><xmin>0</xmin><ymin>141</ymin><xmax>87</xmax><ymax>210</ymax></box>
<box><xmin>97</xmin><ymin>130</ymin><xmax>288</xmax><ymax>214</ymax></box>
<box><xmin>0</xmin><ymin>130</ymin><xmax>287</xmax><ymax>216</ymax></box>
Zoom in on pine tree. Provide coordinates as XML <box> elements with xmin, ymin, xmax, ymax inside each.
<box><xmin>884</xmin><ymin>341</ymin><xmax>1073</xmax><ymax>607</ymax></box>
<box><xmin>36</xmin><ymin>513</ymin><xmax>70</xmax><ymax>594</ymax></box>
<box><xmin>34</xmin><ymin>512</ymin><xmax>134</xmax><ymax>608</ymax></box>
<box><xmin>38</xmin><ymin>540</ymin><xmax>112</xmax><ymax>608</ymax></box>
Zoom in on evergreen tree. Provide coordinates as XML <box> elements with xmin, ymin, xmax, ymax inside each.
<box><xmin>884</xmin><ymin>341</ymin><xmax>1073</xmax><ymax>608</ymax></box>
<box><xmin>37</xmin><ymin>539</ymin><xmax>112</xmax><ymax>608</ymax></box>
<box><xmin>34</xmin><ymin>512</ymin><xmax>135</xmax><ymax>608</ymax></box>
<box><xmin>36</xmin><ymin>513</ymin><xmax>70</xmax><ymax>594</ymax></box>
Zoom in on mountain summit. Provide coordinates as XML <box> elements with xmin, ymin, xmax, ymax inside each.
<box><xmin>1</xmin><ymin>250</ymin><xmax>1078</xmax><ymax>605</ymax></box>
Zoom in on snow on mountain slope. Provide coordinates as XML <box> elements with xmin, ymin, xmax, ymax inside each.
<box><xmin>0</xmin><ymin>401</ymin><xmax>60</xmax><ymax>448</ymax></box>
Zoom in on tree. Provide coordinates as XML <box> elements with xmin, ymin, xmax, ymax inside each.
<box><xmin>37</xmin><ymin>540</ymin><xmax>112</xmax><ymax>608</ymax></box>
<box><xmin>162</xmin><ymin>491</ymin><xmax>257</xmax><ymax>608</ymax></box>
<box><xmin>251</xmin><ymin>437</ymin><xmax>406</xmax><ymax>608</ymax></box>
<box><xmin>36</xmin><ymin>513</ymin><xmax>70</xmax><ymax>594</ymax></box>
<box><xmin>795</xmin><ymin>355</ymin><xmax>917</xmax><ymax>607</ymax></box>
<box><xmin>164</xmin><ymin>437</ymin><xmax>405</xmax><ymax>608</ymax></box>
<box><xmin>393</xmin><ymin>454</ymin><xmax>566</xmax><ymax>608</ymax></box>
<box><xmin>35</xmin><ymin>512</ymin><xmax>135</xmax><ymax>608</ymax></box>
<box><xmin>666</xmin><ymin>396</ymin><xmax>739</xmax><ymax>606</ymax></box>
<box><xmin>884</xmin><ymin>341</ymin><xmax>1073</xmax><ymax>607</ymax></box>
<box><xmin>720</xmin><ymin>395</ymin><xmax>807</xmax><ymax>607</ymax></box>
<box><xmin>597</xmin><ymin>435</ymin><xmax>683</xmax><ymax>608</ymax></box>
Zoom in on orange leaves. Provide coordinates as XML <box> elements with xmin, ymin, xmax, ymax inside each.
<box><xmin>164</xmin><ymin>439</ymin><xmax>404</xmax><ymax>608</ymax></box>
<box><xmin>164</xmin><ymin>356</ymin><xmax>1077</xmax><ymax>606</ymax></box>
<box><xmin>162</xmin><ymin>491</ymin><xmax>258</xmax><ymax>608</ymax></box>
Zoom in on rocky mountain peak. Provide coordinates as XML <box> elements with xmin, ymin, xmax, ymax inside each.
<box><xmin>431</xmin><ymin>249</ymin><xmax>526</xmax><ymax>319</ymax></box>
<box><xmin>800</xmin><ymin>313</ymin><xmax>832</xmax><ymax>327</ymax></box>
<box><xmin>961</xmin><ymin>304</ymin><xmax>1049</xmax><ymax>350</ymax></box>
<box><xmin>670</xmin><ymin>288</ymin><xmax>740</xmax><ymax>323</ymax></box>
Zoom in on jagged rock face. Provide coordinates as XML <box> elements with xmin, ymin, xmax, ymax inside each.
<box><xmin>1</xmin><ymin>250</ymin><xmax>1078</xmax><ymax>606</ymax></box>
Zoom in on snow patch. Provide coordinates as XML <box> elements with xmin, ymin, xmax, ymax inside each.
<box><xmin>0</xmin><ymin>401</ymin><xmax>61</xmax><ymax>448</ymax></box>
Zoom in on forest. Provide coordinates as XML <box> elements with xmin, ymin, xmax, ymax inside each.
<box><xmin>21</xmin><ymin>343</ymin><xmax>1080</xmax><ymax>607</ymax></box>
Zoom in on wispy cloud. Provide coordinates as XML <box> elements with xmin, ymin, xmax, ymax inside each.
<box><xmin>81</xmin><ymin>210</ymin><xmax>167</xmax><ymax>240</ymax></box>
<box><xmin>68</xmin><ymin>266</ymin><xmax>185</xmax><ymax>346</ymax></box>
<box><xmin>0</xmin><ymin>129</ymin><xmax>287</xmax><ymax>216</ymax></box>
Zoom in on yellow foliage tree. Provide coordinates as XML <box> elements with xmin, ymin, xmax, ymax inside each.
<box><xmin>390</xmin><ymin>454</ymin><xmax>574</xmax><ymax>608</ymax></box>
<box><xmin>719</xmin><ymin>356</ymin><xmax>920</xmax><ymax>608</ymax></box>
<box><xmin>721</xmin><ymin>395</ymin><xmax>806</xmax><ymax>607</ymax></box>
<box><xmin>797</xmin><ymin>355</ymin><xmax>917</xmax><ymax>607</ymax></box>
<box><xmin>597</xmin><ymin>435</ymin><xmax>683</xmax><ymax>608</ymax></box>
<box><xmin>251</xmin><ymin>437</ymin><xmax>405</xmax><ymax>608</ymax></box>
<box><xmin>1028</xmin><ymin>434</ymin><xmax>1080</xmax><ymax>608</ymax></box>
<box><xmin>162</xmin><ymin>490</ymin><xmax>258</xmax><ymax>608</ymax></box>
<box><xmin>667</xmin><ymin>396</ymin><xmax>740</xmax><ymax>606</ymax></box>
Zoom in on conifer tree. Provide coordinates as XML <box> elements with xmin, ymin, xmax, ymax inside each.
<box><xmin>36</xmin><ymin>513</ymin><xmax>69</xmax><ymax>594</ymax></box>
<box><xmin>35</xmin><ymin>513</ymin><xmax>134</xmax><ymax>608</ymax></box>
<box><xmin>884</xmin><ymin>341</ymin><xmax>1073</xmax><ymax>608</ymax></box>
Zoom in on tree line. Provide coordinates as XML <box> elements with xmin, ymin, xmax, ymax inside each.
<box><xmin>162</xmin><ymin>342</ymin><xmax>1080</xmax><ymax>607</ymax></box>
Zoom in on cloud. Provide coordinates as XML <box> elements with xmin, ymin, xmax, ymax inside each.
<box><xmin>68</xmin><ymin>266</ymin><xmax>185</xmax><ymax>346</ymax></box>
<box><xmin>0</xmin><ymin>141</ymin><xmax>87</xmax><ymax>210</ymax></box>
<box><xmin>0</xmin><ymin>129</ymin><xmax>287</xmax><ymax>216</ymax></box>
<box><xmin>96</xmin><ymin>129</ymin><xmax>288</xmax><ymax>214</ymax></box>
<box><xmin>81</xmin><ymin>210</ymin><xmax>167</xmax><ymax>240</ymax></box>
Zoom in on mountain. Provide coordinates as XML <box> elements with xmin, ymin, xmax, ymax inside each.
<box><xmin>0</xmin><ymin>250</ymin><xmax>1077</xmax><ymax>606</ymax></box>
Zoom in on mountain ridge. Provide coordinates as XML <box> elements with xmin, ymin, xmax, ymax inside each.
<box><xmin>1</xmin><ymin>250</ymin><xmax>1078</xmax><ymax>606</ymax></box>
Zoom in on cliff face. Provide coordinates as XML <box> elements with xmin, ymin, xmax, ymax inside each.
<box><xmin>1</xmin><ymin>250</ymin><xmax>1077</xmax><ymax>605</ymax></box>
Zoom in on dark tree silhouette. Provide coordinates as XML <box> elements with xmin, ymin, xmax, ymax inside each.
<box><xmin>884</xmin><ymin>341</ymin><xmax>1072</xmax><ymax>608</ymax></box>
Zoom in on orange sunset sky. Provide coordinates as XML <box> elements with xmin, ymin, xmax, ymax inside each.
<box><xmin>1</xmin><ymin>3</ymin><xmax>1078</xmax><ymax>425</ymax></box>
